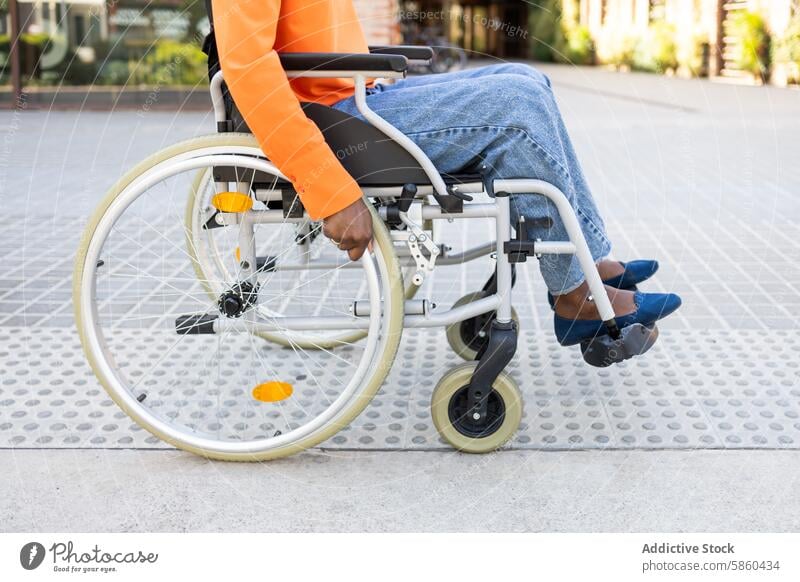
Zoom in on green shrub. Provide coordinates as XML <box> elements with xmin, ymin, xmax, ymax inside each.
<box><xmin>528</xmin><ymin>0</ymin><xmax>563</xmax><ymax>62</ymax></box>
<box><xmin>0</xmin><ymin>34</ymin><xmax>8</xmax><ymax>68</ymax></box>
<box><xmin>19</xmin><ymin>32</ymin><xmax>50</xmax><ymax>48</ymax></box>
<box><xmin>140</xmin><ymin>40</ymin><xmax>207</xmax><ymax>85</ymax></box>
<box><xmin>605</xmin><ymin>36</ymin><xmax>638</xmax><ymax>69</ymax></box>
<box><xmin>0</xmin><ymin>32</ymin><xmax>50</xmax><ymax>53</ymax></box>
<box><xmin>773</xmin><ymin>15</ymin><xmax>800</xmax><ymax>83</ymax></box>
<box><xmin>634</xmin><ymin>21</ymin><xmax>678</xmax><ymax>73</ymax></box>
<box><xmin>97</xmin><ymin>60</ymin><xmax>132</xmax><ymax>85</ymax></box>
<box><xmin>0</xmin><ymin>35</ymin><xmax>207</xmax><ymax>86</ymax></box>
<box><xmin>728</xmin><ymin>11</ymin><xmax>770</xmax><ymax>79</ymax></box>
<box><xmin>0</xmin><ymin>33</ymin><xmax>52</xmax><ymax>78</ymax></box>
<box><xmin>556</xmin><ymin>24</ymin><xmax>594</xmax><ymax>65</ymax></box>
<box><xmin>774</xmin><ymin>16</ymin><xmax>800</xmax><ymax>63</ymax></box>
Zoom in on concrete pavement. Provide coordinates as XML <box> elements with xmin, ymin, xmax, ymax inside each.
<box><xmin>3</xmin><ymin>448</ymin><xmax>800</xmax><ymax>532</ymax></box>
<box><xmin>1</xmin><ymin>63</ymin><xmax>799</xmax><ymax>532</ymax></box>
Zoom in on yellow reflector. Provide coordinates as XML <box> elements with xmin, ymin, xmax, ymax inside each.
<box><xmin>252</xmin><ymin>382</ymin><xmax>293</xmax><ymax>403</ymax></box>
<box><xmin>235</xmin><ymin>247</ymin><xmax>241</xmax><ymax>263</ymax></box>
<box><xmin>212</xmin><ymin>192</ymin><xmax>253</xmax><ymax>213</ymax></box>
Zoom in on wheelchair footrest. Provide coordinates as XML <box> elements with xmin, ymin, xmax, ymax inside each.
<box><xmin>580</xmin><ymin>323</ymin><xmax>659</xmax><ymax>368</ymax></box>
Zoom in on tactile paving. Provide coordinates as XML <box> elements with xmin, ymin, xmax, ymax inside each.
<box><xmin>1</xmin><ymin>326</ymin><xmax>799</xmax><ymax>450</ymax></box>
<box><xmin>1</xmin><ymin>213</ymin><xmax>799</xmax><ymax>452</ymax></box>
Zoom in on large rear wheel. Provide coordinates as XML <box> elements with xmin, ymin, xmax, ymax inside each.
<box><xmin>73</xmin><ymin>133</ymin><xmax>404</xmax><ymax>461</ymax></box>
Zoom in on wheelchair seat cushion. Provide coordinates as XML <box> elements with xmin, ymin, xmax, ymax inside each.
<box><xmin>225</xmin><ymin>96</ymin><xmax>480</xmax><ymax>188</ymax></box>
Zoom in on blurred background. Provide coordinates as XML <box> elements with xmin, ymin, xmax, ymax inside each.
<box><xmin>2</xmin><ymin>0</ymin><xmax>800</xmax><ymax>533</ymax></box>
<box><xmin>1</xmin><ymin>0</ymin><xmax>798</xmax><ymax>107</ymax></box>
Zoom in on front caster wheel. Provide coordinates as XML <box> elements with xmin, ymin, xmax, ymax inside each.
<box><xmin>445</xmin><ymin>292</ymin><xmax>519</xmax><ymax>361</ymax></box>
<box><xmin>431</xmin><ymin>363</ymin><xmax>523</xmax><ymax>453</ymax></box>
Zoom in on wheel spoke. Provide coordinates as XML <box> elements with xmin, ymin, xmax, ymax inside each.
<box><xmin>76</xmin><ymin>141</ymin><xmax>400</xmax><ymax>460</ymax></box>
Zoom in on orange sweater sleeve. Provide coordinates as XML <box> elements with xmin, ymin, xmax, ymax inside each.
<box><xmin>210</xmin><ymin>0</ymin><xmax>363</xmax><ymax>220</ymax></box>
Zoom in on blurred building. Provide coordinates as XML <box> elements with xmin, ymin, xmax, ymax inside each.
<box><xmin>0</xmin><ymin>0</ymin><xmax>401</xmax><ymax>83</ymax></box>
<box><xmin>3</xmin><ymin>0</ymin><xmax>202</xmax><ymax>80</ymax></box>
<box><xmin>355</xmin><ymin>0</ymin><xmax>401</xmax><ymax>45</ymax></box>
<box><xmin>3</xmin><ymin>0</ymin><xmax>401</xmax><ymax>50</ymax></box>
<box><xmin>577</xmin><ymin>0</ymin><xmax>798</xmax><ymax>81</ymax></box>
<box><xmin>8</xmin><ymin>0</ymin><xmax>795</xmax><ymax>87</ymax></box>
<box><xmin>399</xmin><ymin>1</ymin><xmax>531</xmax><ymax>58</ymax></box>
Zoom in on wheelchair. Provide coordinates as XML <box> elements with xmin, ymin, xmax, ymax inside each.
<box><xmin>73</xmin><ymin>48</ymin><xmax>658</xmax><ymax>461</ymax></box>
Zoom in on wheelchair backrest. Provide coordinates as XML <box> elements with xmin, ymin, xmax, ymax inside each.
<box><xmin>201</xmin><ymin>0</ymin><xmax>220</xmax><ymax>81</ymax></box>
<box><xmin>199</xmin><ymin>0</ymin><xmax>437</xmax><ymax>187</ymax></box>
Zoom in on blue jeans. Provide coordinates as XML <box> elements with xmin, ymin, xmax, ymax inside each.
<box><xmin>331</xmin><ymin>63</ymin><xmax>612</xmax><ymax>295</ymax></box>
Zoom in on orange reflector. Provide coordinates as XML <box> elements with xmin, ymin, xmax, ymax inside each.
<box><xmin>235</xmin><ymin>247</ymin><xmax>241</xmax><ymax>263</ymax></box>
<box><xmin>252</xmin><ymin>382</ymin><xmax>293</xmax><ymax>403</ymax></box>
<box><xmin>212</xmin><ymin>192</ymin><xmax>253</xmax><ymax>213</ymax></box>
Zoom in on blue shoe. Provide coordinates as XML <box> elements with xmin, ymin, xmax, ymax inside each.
<box><xmin>602</xmin><ymin>259</ymin><xmax>659</xmax><ymax>290</ymax></box>
<box><xmin>548</xmin><ymin>259</ymin><xmax>659</xmax><ymax>309</ymax></box>
<box><xmin>554</xmin><ymin>291</ymin><xmax>682</xmax><ymax>347</ymax></box>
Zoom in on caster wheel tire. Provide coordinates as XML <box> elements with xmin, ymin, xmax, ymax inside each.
<box><xmin>431</xmin><ymin>363</ymin><xmax>523</xmax><ymax>454</ymax></box>
<box><xmin>445</xmin><ymin>292</ymin><xmax>519</xmax><ymax>361</ymax></box>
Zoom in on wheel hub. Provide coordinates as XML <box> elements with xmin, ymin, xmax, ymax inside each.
<box><xmin>447</xmin><ymin>384</ymin><xmax>506</xmax><ymax>438</ymax></box>
<box><xmin>218</xmin><ymin>281</ymin><xmax>258</xmax><ymax>318</ymax></box>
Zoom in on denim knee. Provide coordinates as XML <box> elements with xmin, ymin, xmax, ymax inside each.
<box><xmin>476</xmin><ymin>73</ymin><xmax>555</xmax><ymax>114</ymax></box>
<box><xmin>502</xmin><ymin>76</ymin><xmax>559</xmax><ymax>126</ymax></box>
<box><xmin>528</xmin><ymin>65</ymin><xmax>552</xmax><ymax>88</ymax></box>
<box><xmin>491</xmin><ymin>63</ymin><xmax>552</xmax><ymax>88</ymax></box>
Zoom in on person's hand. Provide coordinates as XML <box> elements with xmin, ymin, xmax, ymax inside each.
<box><xmin>322</xmin><ymin>198</ymin><xmax>373</xmax><ymax>261</ymax></box>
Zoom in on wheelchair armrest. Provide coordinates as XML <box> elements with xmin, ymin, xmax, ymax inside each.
<box><xmin>368</xmin><ymin>45</ymin><xmax>434</xmax><ymax>62</ymax></box>
<box><xmin>279</xmin><ymin>52</ymin><xmax>408</xmax><ymax>74</ymax></box>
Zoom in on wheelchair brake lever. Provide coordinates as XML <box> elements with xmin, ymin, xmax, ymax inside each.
<box><xmin>445</xmin><ymin>185</ymin><xmax>473</xmax><ymax>202</ymax></box>
<box><xmin>397</xmin><ymin>183</ymin><xmax>417</xmax><ymax>213</ymax></box>
<box><xmin>429</xmin><ymin>186</ymin><xmax>471</xmax><ymax>215</ymax></box>
<box><xmin>399</xmin><ymin>211</ymin><xmax>439</xmax><ymax>286</ymax></box>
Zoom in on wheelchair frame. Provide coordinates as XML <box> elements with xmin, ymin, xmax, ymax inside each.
<box><xmin>208</xmin><ymin>68</ymin><xmax>617</xmax><ymax>333</ymax></box>
<box><xmin>74</xmin><ymin>49</ymin><xmax>634</xmax><ymax>459</ymax></box>
<box><xmin>203</xmin><ymin>59</ymin><xmax>623</xmax><ymax>432</ymax></box>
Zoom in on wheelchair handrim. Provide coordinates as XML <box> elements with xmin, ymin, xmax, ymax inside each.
<box><xmin>74</xmin><ymin>139</ymin><xmax>403</xmax><ymax>458</ymax></box>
